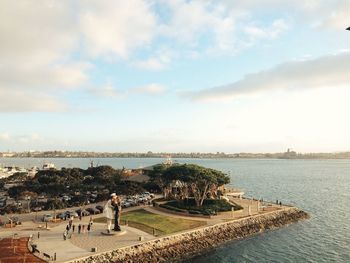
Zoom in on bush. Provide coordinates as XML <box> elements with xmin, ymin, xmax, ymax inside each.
<box><xmin>159</xmin><ymin>204</ymin><xmax>188</xmax><ymax>213</ymax></box>
<box><xmin>160</xmin><ymin>198</ymin><xmax>240</xmax><ymax>215</ymax></box>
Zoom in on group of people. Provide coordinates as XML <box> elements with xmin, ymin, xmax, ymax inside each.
<box><xmin>61</xmin><ymin>193</ymin><xmax>122</xmax><ymax>239</ymax></box>
<box><xmin>104</xmin><ymin>193</ymin><xmax>122</xmax><ymax>233</ymax></box>
<box><xmin>276</xmin><ymin>199</ymin><xmax>283</xmax><ymax>206</ymax></box>
<box><xmin>63</xmin><ymin>217</ymin><xmax>93</xmax><ymax>240</ymax></box>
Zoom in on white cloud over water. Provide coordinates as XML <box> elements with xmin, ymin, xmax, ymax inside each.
<box><xmin>188</xmin><ymin>51</ymin><xmax>350</xmax><ymax>102</ymax></box>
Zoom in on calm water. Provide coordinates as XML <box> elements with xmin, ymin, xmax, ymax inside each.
<box><xmin>1</xmin><ymin>158</ymin><xmax>349</xmax><ymax>262</ymax></box>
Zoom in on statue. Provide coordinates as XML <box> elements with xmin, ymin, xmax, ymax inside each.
<box><xmin>112</xmin><ymin>195</ymin><xmax>122</xmax><ymax>231</ymax></box>
<box><xmin>104</xmin><ymin>193</ymin><xmax>116</xmax><ymax>233</ymax></box>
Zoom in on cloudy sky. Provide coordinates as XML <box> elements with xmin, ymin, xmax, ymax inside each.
<box><xmin>1</xmin><ymin>0</ymin><xmax>350</xmax><ymax>153</ymax></box>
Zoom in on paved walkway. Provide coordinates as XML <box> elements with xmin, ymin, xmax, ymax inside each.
<box><xmin>0</xmin><ymin>198</ymin><xmax>289</xmax><ymax>263</ymax></box>
<box><xmin>70</xmin><ymin>223</ymin><xmax>154</xmax><ymax>252</ymax></box>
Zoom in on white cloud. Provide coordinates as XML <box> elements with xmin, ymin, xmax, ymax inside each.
<box><xmin>187</xmin><ymin>52</ymin><xmax>350</xmax><ymax>102</ymax></box>
<box><xmin>130</xmin><ymin>83</ymin><xmax>167</xmax><ymax>95</ymax></box>
<box><xmin>88</xmin><ymin>84</ymin><xmax>123</xmax><ymax>99</ymax></box>
<box><xmin>79</xmin><ymin>0</ymin><xmax>157</xmax><ymax>58</ymax></box>
<box><xmin>244</xmin><ymin>19</ymin><xmax>288</xmax><ymax>40</ymax></box>
<box><xmin>0</xmin><ymin>1</ymin><xmax>90</xmax><ymax>112</ymax></box>
<box><xmin>89</xmin><ymin>83</ymin><xmax>166</xmax><ymax>100</ymax></box>
<box><xmin>0</xmin><ymin>133</ymin><xmax>10</xmax><ymax>141</ymax></box>
<box><xmin>132</xmin><ymin>56</ymin><xmax>170</xmax><ymax>71</ymax></box>
<box><xmin>159</xmin><ymin>0</ymin><xmax>240</xmax><ymax>53</ymax></box>
<box><xmin>321</xmin><ymin>1</ymin><xmax>350</xmax><ymax>29</ymax></box>
<box><xmin>0</xmin><ymin>90</ymin><xmax>66</xmax><ymax>113</ymax></box>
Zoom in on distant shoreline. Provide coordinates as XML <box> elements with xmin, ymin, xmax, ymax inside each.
<box><xmin>2</xmin><ymin>154</ymin><xmax>350</xmax><ymax>160</ymax></box>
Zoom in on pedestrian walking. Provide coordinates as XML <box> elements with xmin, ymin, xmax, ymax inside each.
<box><xmin>37</xmin><ymin>232</ymin><xmax>40</xmax><ymax>239</ymax></box>
<box><xmin>66</xmin><ymin>224</ymin><xmax>70</xmax><ymax>232</ymax></box>
<box><xmin>87</xmin><ymin>223</ymin><xmax>91</xmax><ymax>234</ymax></box>
<box><xmin>78</xmin><ymin>224</ymin><xmax>81</xmax><ymax>234</ymax></box>
<box><xmin>82</xmin><ymin>224</ymin><xmax>85</xmax><ymax>233</ymax></box>
<box><xmin>72</xmin><ymin>224</ymin><xmax>75</xmax><ymax>233</ymax></box>
<box><xmin>63</xmin><ymin>230</ymin><xmax>67</xmax><ymax>240</ymax></box>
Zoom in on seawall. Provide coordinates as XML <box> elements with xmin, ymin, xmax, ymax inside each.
<box><xmin>68</xmin><ymin>207</ymin><xmax>309</xmax><ymax>263</ymax></box>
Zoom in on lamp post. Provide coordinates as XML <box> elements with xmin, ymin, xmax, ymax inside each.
<box><xmin>27</xmin><ymin>196</ymin><xmax>31</xmax><ymax>213</ymax></box>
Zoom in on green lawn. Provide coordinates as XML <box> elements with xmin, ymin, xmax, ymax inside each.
<box><xmin>94</xmin><ymin>209</ymin><xmax>207</xmax><ymax>236</ymax></box>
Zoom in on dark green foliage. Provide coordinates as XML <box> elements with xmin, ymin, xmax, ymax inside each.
<box><xmin>7</xmin><ymin>166</ymin><xmax>135</xmax><ymax>208</ymax></box>
<box><xmin>162</xmin><ymin>164</ymin><xmax>230</xmax><ymax>206</ymax></box>
<box><xmin>162</xmin><ymin>198</ymin><xmax>242</xmax><ymax>215</ymax></box>
<box><xmin>142</xmin><ymin>181</ymin><xmax>161</xmax><ymax>193</ymax></box>
<box><xmin>115</xmin><ymin>181</ymin><xmax>145</xmax><ymax>196</ymax></box>
<box><xmin>8</xmin><ymin>185</ymin><xmax>27</xmax><ymax>198</ymax></box>
<box><xmin>159</xmin><ymin>204</ymin><xmax>188</xmax><ymax>213</ymax></box>
<box><xmin>44</xmin><ymin>198</ymin><xmax>66</xmax><ymax>210</ymax></box>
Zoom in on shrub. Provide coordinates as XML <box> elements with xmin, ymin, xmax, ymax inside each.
<box><xmin>160</xmin><ymin>198</ymin><xmax>241</xmax><ymax>215</ymax></box>
<box><xmin>159</xmin><ymin>204</ymin><xmax>187</xmax><ymax>213</ymax></box>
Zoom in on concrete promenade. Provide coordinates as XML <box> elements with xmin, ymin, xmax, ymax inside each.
<box><xmin>0</xmin><ymin>198</ymin><xmax>286</xmax><ymax>262</ymax></box>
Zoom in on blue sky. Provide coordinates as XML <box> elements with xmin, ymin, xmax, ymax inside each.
<box><xmin>1</xmin><ymin>0</ymin><xmax>350</xmax><ymax>153</ymax></box>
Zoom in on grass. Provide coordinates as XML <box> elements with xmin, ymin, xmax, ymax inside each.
<box><xmin>94</xmin><ymin>209</ymin><xmax>206</xmax><ymax>236</ymax></box>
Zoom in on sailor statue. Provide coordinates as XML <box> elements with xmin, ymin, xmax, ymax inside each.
<box><xmin>104</xmin><ymin>193</ymin><xmax>116</xmax><ymax>233</ymax></box>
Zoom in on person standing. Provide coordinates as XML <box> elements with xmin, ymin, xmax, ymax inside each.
<box><xmin>72</xmin><ymin>224</ymin><xmax>75</xmax><ymax>233</ymax></box>
<box><xmin>87</xmin><ymin>223</ymin><xmax>91</xmax><ymax>235</ymax></box>
<box><xmin>78</xmin><ymin>224</ymin><xmax>81</xmax><ymax>234</ymax></box>
<box><xmin>113</xmin><ymin>195</ymin><xmax>122</xmax><ymax>231</ymax></box>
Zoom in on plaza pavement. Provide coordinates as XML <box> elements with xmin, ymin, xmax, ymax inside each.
<box><xmin>0</xmin><ymin>199</ymin><xmax>284</xmax><ymax>262</ymax></box>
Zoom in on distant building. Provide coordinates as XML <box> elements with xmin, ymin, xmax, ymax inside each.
<box><xmin>282</xmin><ymin>148</ymin><xmax>297</xmax><ymax>159</ymax></box>
<box><xmin>0</xmin><ymin>152</ymin><xmax>15</xmax><ymax>157</ymax></box>
<box><xmin>42</xmin><ymin>163</ymin><xmax>56</xmax><ymax>170</ymax></box>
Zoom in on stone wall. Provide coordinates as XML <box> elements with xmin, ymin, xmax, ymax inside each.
<box><xmin>68</xmin><ymin>207</ymin><xmax>309</xmax><ymax>263</ymax></box>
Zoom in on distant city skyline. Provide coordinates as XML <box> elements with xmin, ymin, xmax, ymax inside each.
<box><xmin>1</xmin><ymin>1</ymin><xmax>350</xmax><ymax>153</ymax></box>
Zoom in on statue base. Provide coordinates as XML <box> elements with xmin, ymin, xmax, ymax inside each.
<box><xmin>101</xmin><ymin>230</ymin><xmax>127</xmax><ymax>236</ymax></box>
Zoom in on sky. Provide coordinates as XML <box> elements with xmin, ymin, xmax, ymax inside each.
<box><xmin>1</xmin><ymin>0</ymin><xmax>350</xmax><ymax>153</ymax></box>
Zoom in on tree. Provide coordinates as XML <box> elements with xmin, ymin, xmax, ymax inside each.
<box><xmin>163</xmin><ymin>164</ymin><xmax>230</xmax><ymax>206</ymax></box>
<box><xmin>44</xmin><ymin>198</ymin><xmax>65</xmax><ymax>210</ymax></box>
<box><xmin>147</xmin><ymin>164</ymin><xmax>169</xmax><ymax>196</ymax></box>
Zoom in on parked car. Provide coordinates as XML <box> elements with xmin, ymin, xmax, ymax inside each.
<box><xmin>42</xmin><ymin>214</ymin><xmax>53</xmax><ymax>222</ymax></box>
<box><xmin>126</xmin><ymin>199</ymin><xmax>137</xmax><ymax>206</ymax></box>
<box><xmin>95</xmin><ymin>205</ymin><xmax>104</xmax><ymax>213</ymax></box>
<box><xmin>10</xmin><ymin>217</ymin><xmax>22</xmax><ymax>225</ymax></box>
<box><xmin>76</xmin><ymin>209</ymin><xmax>90</xmax><ymax>217</ymax></box>
<box><xmin>121</xmin><ymin>201</ymin><xmax>131</xmax><ymax>208</ymax></box>
<box><xmin>56</xmin><ymin>212</ymin><xmax>66</xmax><ymax>220</ymax></box>
<box><xmin>86</xmin><ymin>207</ymin><xmax>100</xmax><ymax>215</ymax></box>
<box><xmin>66</xmin><ymin>211</ymin><xmax>79</xmax><ymax>218</ymax></box>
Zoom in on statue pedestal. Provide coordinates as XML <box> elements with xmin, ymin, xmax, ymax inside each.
<box><xmin>101</xmin><ymin>230</ymin><xmax>127</xmax><ymax>236</ymax></box>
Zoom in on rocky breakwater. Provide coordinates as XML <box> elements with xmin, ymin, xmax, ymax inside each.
<box><xmin>69</xmin><ymin>207</ymin><xmax>309</xmax><ymax>263</ymax></box>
